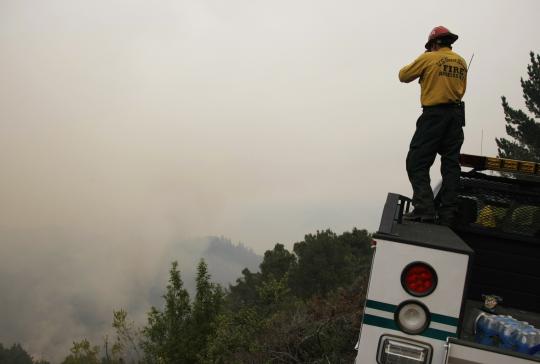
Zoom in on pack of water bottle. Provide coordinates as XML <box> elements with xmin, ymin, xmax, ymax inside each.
<box><xmin>475</xmin><ymin>313</ymin><xmax>540</xmax><ymax>356</ymax></box>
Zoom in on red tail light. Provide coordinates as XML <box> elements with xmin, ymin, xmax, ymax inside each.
<box><xmin>401</xmin><ymin>262</ymin><xmax>437</xmax><ymax>297</ymax></box>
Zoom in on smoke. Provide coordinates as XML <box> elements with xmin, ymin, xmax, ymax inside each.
<box><xmin>0</xmin><ymin>1</ymin><xmax>423</xmax><ymax>358</ymax></box>
<box><xmin>0</xmin><ymin>227</ymin><xmax>155</xmax><ymax>360</ymax></box>
<box><xmin>0</xmin><ymin>227</ymin><xmax>259</xmax><ymax>362</ymax></box>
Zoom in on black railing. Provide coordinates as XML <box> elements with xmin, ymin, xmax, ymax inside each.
<box><xmin>377</xmin><ymin>193</ymin><xmax>412</xmax><ymax>234</ymax></box>
<box><xmin>455</xmin><ymin>172</ymin><xmax>540</xmax><ymax>241</ymax></box>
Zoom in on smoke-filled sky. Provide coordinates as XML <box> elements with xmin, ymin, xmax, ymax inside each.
<box><xmin>1</xmin><ymin>0</ymin><xmax>540</xmax><ymax>361</ymax></box>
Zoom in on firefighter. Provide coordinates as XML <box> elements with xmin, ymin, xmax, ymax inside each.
<box><xmin>399</xmin><ymin>26</ymin><xmax>467</xmax><ymax>225</ymax></box>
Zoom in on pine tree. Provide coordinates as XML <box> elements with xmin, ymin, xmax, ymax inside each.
<box><xmin>290</xmin><ymin>230</ymin><xmax>361</xmax><ymax>299</ymax></box>
<box><xmin>259</xmin><ymin>243</ymin><xmax>296</xmax><ymax>281</ymax></box>
<box><xmin>496</xmin><ymin>51</ymin><xmax>540</xmax><ymax>162</ymax></box>
<box><xmin>0</xmin><ymin>343</ymin><xmax>37</xmax><ymax>364</ymax></box>
<box><xmin>191</xmin><ymin>259</ymin><xmax>224</xmax><ymax>361</ymax></box>
<box><xmin>142</xmin><ymin>261</ymin><xmax>191</xmax><ymax>363</ymax></box>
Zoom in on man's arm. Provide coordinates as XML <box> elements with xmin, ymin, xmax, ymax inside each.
<box><xmin>399</xmin><ymin>53</ymin><xmax>429</xmax><ymax>83</ymax></box>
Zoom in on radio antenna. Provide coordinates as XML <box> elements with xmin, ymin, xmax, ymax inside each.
<box><xmin>468</xmin><ymin>53</ymin><xmax>475</xmax><ymax>71</ymax></box>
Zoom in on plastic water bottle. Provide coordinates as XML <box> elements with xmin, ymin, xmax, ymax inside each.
<box><xmin>496</xmin><ymin>316</ymin><xmax>514</xmax><ymax>333</ymax></box>
<box><xmin>525</xmin><ymin>329</ymin><xmax>540</xmax><ymax>356</ymax></box>
<box><xmin>499</xmin><ymin>318</ymin><xmax>521</xmax><ymax>350</ymax></box>
<box><xmin>516</xmin><ymin>328</ymin><xmax>536</xmax><ymax>354</ymax></box>
<box><xmin>512</xmin><ymin>326</ymin><xmax>531</xmax><ymax>353</ymax></box>
<box><xmin>475</xmin><ymin>314</ymin><xmax>499</xmax><ymax>346</ymax></box>
<box><xmin>475</xmin><ymin>313</ymin><xmax>487</xmax><ymax>344</ymax></box>
<box><xmin>531</xmin><ymin>343</ymin><xmax>540</xmax><ymax>357</ymax></box>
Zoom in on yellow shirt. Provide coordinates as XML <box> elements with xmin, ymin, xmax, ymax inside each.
<box><xmin>399</xmin><ymin>47</ymin><xmax>467</xmax><ymax>107</ymax></box>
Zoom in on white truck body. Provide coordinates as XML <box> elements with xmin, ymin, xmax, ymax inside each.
<box><xmin>356</xmin><ymin>237</ymin><xmax>469</xmax><ymax>364</ymax></box>
<box><xmin>354</xmin><ymin>154</ymin><xmax>540</xmax><ymax>364</ymax></box>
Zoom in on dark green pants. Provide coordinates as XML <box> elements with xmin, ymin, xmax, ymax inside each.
<box><xmin>406</xmin><ymin>105</ymin><xmax>464</xmax><ymax>219</ymax></box>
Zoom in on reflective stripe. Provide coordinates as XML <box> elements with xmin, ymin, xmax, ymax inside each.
<box><xmin>364</xmin><ymin>307</ymin><xmax>394</xmax><ymax>320</ymax></box>
<box><xmin>430</xmin><ymin>321</ymin><xmax>458</xmax><ymax>333</ymax></box>
<box><xmin>363</xmin><ymin>299</ymin><xmax>459</xmax><ymax>341</ymax></box>
<box><xmin>366</xmin><ymin>299</ymin><xmax>397</xmax><ymax>312</ymax></box>
<box><xmin>366</xmin><ymin>299</ymin><xmax>458</xmax><ymax>327</ymax></box>
<box><xmin>431</xmin><ymin>312</ymin><xmax>459</xmax><ymax>327</ymax></box>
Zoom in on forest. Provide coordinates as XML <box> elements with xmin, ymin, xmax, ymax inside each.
<box><xmin>2</xmin><ymin>228</ymin><xmax>373</xmax><ymax>364</ymax></box>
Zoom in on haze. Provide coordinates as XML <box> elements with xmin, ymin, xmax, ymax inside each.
<box><xmin>1</xmin><ymin>0</ymin><xmax>539</xmax><ymax>361</ymax></box>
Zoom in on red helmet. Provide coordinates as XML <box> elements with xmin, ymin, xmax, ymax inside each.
<box><xmin>425</xmin><ymin>26</ymin><xmax>458</xmax><ymax>49</ymax></box>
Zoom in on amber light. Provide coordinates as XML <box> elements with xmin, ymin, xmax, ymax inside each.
<box><xmin>401</xmin><ymin>262</ymin><xmax>437</xmax><ymax>297</ymax></box>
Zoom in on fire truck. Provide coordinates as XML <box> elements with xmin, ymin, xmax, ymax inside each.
<box><xmin>354</xmin><ymin>154</ymin><xmax>540</xmax><ymax>364</ymax></box>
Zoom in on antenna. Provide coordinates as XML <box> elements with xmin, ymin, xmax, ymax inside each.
<box><xmin>468</xmin><ymin>53</ymin><xmax>475</xmax><ymax>71</ymax></box>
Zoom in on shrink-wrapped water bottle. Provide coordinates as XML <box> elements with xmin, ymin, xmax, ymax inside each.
<box><xmin>531</xmin><ymin>343</ymin><xmax>540</xmax><ymax>356</ymax></box>
<box><xmin>499</xmin><ymin>318</ymin><xmax>521</xmax><ymax>350</ymax></box>
<box><xmin>516</xmin><ymin>328</ymin><xmax>538</xmax><ymax>354</ymax></box>
<box><xmin>513</xmin><ymin>326</ymin><xmax>535</xmax><ymax>353</ymax></box>
<box><xmin>496</xmin><ymin>316</ymin><xmax>515</xmax><ymax>335</ymax></box>
<box><xmin>475</xmin><ymin>313</ymin><xmax>499</xmax><ymax>346</ymax></box>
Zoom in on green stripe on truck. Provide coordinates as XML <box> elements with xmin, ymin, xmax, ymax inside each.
<box><xmin>363</xmin><ymin>313</ymin><xmax>457</xmax><ymax>341</ymax></box>
<box><xmin>365</xmin><ymin>299</ymin><xmax>459</xmax><ymax>326</ymax></box>
<box><xmin>366</xmin><ymin>299</ymin><xmax>397</xmax><ymax>312</ymax></box>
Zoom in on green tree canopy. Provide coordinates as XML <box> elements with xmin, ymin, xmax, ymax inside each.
<box><xmin>290</xmin><ymin>229</ymin><xmax>371</xmax><ymax>298</ymax></box>
<box><xmin>0</xmin><ymin>343</ymin><xmax>34</xmax><ymax>364</ymax></box>
<box><xmin>496</xmin><ymin>51</ymin><xmax>540</xmax><ymax>162</ymax></box>
<box><xmin>0</xmin><ymin>343</ymin><xmax>50</xmax><ymax>364</ymax></box>
<box><xmin>227</xmin><ymin>268</ymin><xmax>262</xmax><ymax>308</ymax></box>
<box><xmin>191</xmin><ymin>260</ymin><xmax>224</xmax><ymax>361</ymax></box>
<box><xmin>54</xmin><ymin>228</ymin><xmax>373</xmax><ymax>363</ymax></box>
<box><xmin>140</xmin><ymin>260</ymin><xmax>224</xmax><ymax>363</ymax></box>
<box><xmin>60</xmin><ymin>340</ymin><xmax>100</xmax><ymax>364</ymax></box>
<box><xmin>205</xmin><ymin>227</ymin><xmax>373</xmax><ymax>363</ymax></box>
<box><xmin>259</xmin><ymin>243</ymin><xmax>297</xmax><ymax>281</ymax></box>
<box><xmin>142</xmin><ymin>261</ymin><xmax>192</xmax><ymax>363</ymax></box>
<box><xmin>108</xmin><ymin>309</ymin><xmax>143</xmax><ymax>363</ymax></box>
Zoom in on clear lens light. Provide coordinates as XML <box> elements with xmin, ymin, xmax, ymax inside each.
<box><xmin>398</xmin><ymin>303</ymin><xmax>428</xmax><ymax>333</ymax></box>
